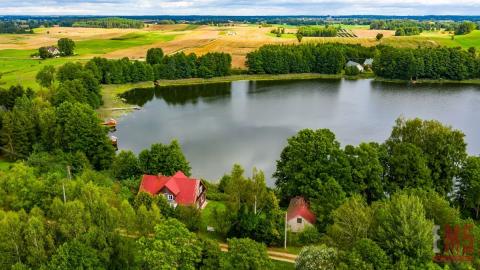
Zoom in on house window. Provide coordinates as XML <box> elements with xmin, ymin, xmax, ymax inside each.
<box><xmin>297</xmin><ymin>218</ymin><xmax>302</xmax><ymax>224</ymax></box>
<box><xmin>167</xmin><ymin>194</ymin><xmax>174</xmax><ymax>201</ymax></box>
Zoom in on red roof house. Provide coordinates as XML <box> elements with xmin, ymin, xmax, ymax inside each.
<box><xmin>139</xmin><ymin>171</ymin><xmax>207</xmax><ymax>208</ymax></box>
<box><xmin>286</xmin><ymin>197</ymin><xmax>316</xmax><ymax>232</ymax></box>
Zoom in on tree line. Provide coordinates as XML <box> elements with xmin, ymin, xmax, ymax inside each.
<box><xmin>246</xmin><ymin>44</ymin><xmax>375</xmax><ymax>75</ymax></box>
<box><xmin>296</xmin><ymin>26</ymin><xmax>338</xmax><ymax>37</ymax></box>
<box><xmin>373</xmin><ymin>46</ymin><xmax>480</xmax><ymax>80</ymax></box>
<box><xmin>72</xmin><ymin>17</ymin><xmax>145</xmax><ymax>29</ymax></box>
<box><xmin>85</xmin><ymin>48</ymin><xmax>231</xmax><ymax>84</ymax></box>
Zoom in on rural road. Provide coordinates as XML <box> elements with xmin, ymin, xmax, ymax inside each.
<box><xmin>219</xmin><ymin>243</ymin><xmax>297</xmax><ymax>263</ymax></box>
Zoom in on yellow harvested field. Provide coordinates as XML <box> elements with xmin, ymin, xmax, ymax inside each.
<box><xmin>0</xmin><ymin>27</ymin><xmax>138</xmax><ymax>50</ymax></box>
<box><xmin>352</xmin><ymin>29</ymin><xmax>395</xmax><ymax>38</ymax></box>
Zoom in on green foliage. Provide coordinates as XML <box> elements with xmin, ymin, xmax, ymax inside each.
<box><xmin>395</xmin><ymin>27</ymin><xmax>422</xmax><ymax>36</ymax></box>
<box><xmin>344</xmin><ymin>65</ymin><xmax>361</xmax><ymax>76</ymax></box>
<box><xmin>457</xmin><ymin>156</ymin><xmax>480</xmax><ymax>219</ymax></box>
<box><xmin>297</xmin><ymin>26</ymin><xmax>338</xmax><ymax>37</ymax></box>
<box><xmin>57</xmin><ymin>38</ymin><xmax>75</xmax><ymax>56</ymax></box>
<box><xmin>223</xmin><ymin>238</ymin><xmax>271</xmax><ymax>270</ymax></box>
<box><xmin>175</xmin><ymin>205</ymin><xmax>202</xmax><ymax>232</ymax></box>
<box><xmin>455</xmin><ymin>22</ymin><xmax>478</xmax><ymax>35</ymax></box>
<box><xmin>138</xmin><ymin>140</ymin><xmax>191</xmax><ymax>176</ymax></box>
<box><xmin>274</xmin><ymin>129</ymin><xmax>351</xmax><ymax>202</ymax></box>
<box><xmin>295</xmin><ymin>244</ymin><xmax>337</xmax><ymax>270</ymax></box>
<box><xmin>338</xmin><ymin>238</ymin><xmax>390</xmax><ymax>270</ymax></box>
<box><xmin>345</xmin><ymin>143</ymin><xmax>384</xmax><ymax>202</ymax></box>
<box><xmin>47</xmin><ymin>239</ymin><xmax>102</xmax><ymax>270</ymax></box>
<box><xmin>111</xmin><ymin>150</ymin><xmax>141</xmax><ymax>180</ymax></box>
<box><xmin>247</xmin><ymin>44</ymin><xmax>373</xmax><ymax>75</ymax></box>
<box><xmin>372</xmin><ymin>194</ymin><xmax>434</xmax><ymax>265</ymax></box>
<box><xmin>327</xmin><ymin>195</ymin><xmax>373</xmax><ymax>250</ymax></box>
<box><xmin>198</xmin><ymin>238</ymin><xmax>222</xmax><ymax>270</ymax></box>
<box><xmin>138</xmin><ymin>219</ymin><xmax>202</xmax><ymax>270</ymax></box>
<box><xmin>73</xmin><ymin>17</ymin><xmax>144</xmax><ymax>29</ymax></box>
<box><xmin>296</xmin><ymin>33</ymin><xmax>303</xmax><ymax>43</ymax></box>
<box><xmin>386</xmin><ymin>117</ymin><xmax>467</xmax><ymax>196</ymax></box>
<box><xmin>146</xmin><ymin>48</ymin><xmax>164</xmax><ymax>65</ymax></box>
<box><xmin>373</xmin><ymin>46</ymin><xmax>480</xmax><ymax>80</ymax></box>
<box><xmin>310</xmin><ymin>177</ymin><xmax>346</xmax><ymax>231</ymax></box>
<box><xmin>35</xmin><ymin>65</ymin><xmax>56</xmax><ymax>88</ymax></box>
<box><xmin>376</xmin><ymin>33</ymin><xmax>384</xmax><ymax>41</ymax></box>
<box><xmin>38</xmin><ymin>46</ymin><xmax>54</xmax><ymax>59</ymax></box>
<box><xmin>54</xmin><ymin>102</ymin><xmax>115</xmax><ymax>169</ymax></box>
<box><xmin>220</xmin><ymin>165</ymin><xmax>283</xmax><ymax>245</ymax></box>
<box><xmin>384</xmin><ymin>142</ymin><xmax>432</xmax><ymax>193</ymax></box>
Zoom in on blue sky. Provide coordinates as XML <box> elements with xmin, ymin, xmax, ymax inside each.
<box><xmin>0</xmin><ymin>0</ymin><xmax>479</xmax><ymax>15</ymax></box>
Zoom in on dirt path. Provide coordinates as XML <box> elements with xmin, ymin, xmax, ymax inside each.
<box><xmin>219</xmin><ymin>243</ymin><xmax>297</xmax><ymax>264</ymax></box>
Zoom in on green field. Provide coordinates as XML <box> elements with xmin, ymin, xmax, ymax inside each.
<box><xmin>0</xmin><ymin>31</ymin><xmax>178</xmax><ymax>88</ymax></box>
<box><xmin>75</xmin><ymin>32</ymin><xmax>177</xmax><ymax>55</ymax></box>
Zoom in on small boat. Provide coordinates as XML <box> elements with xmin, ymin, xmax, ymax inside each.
<box><xmin>110</xmin><ymin>135</ymin><xmax>118</xmax><ymax>148</ymax></box>
<box><xmin>102</xmin><ymin>118</ymin><xmax>117</xmax><ymax>128</ymax></box>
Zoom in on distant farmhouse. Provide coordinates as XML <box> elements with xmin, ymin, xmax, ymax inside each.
<box><xmin>139</xmin><ymin>171</ymin><xmax>207</xmax><ymax>209</ymax></box>
<box><xmin>346</xmin><ymin>60</ymin><xmax>364</xmax><ymax>72</ymax></box>
<box><xmin>46</xmin><ymin>46</ymin><xmax>61</xmax><ymax>57</ymax></box>
<box><xmin>364</xmin><ymin>58</ymin><xmax>374</xmax><ymax>68</ymax></box>
<box><xmin>286</xmin><ymin>197</ymin><xmax>316</xmax><ymax>232</ymax></box>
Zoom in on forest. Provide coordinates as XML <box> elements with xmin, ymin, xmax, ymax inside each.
<box><xmin>72</xmin><ymin>17</ymin><xmax>145</xmax><ymax>29</ymax></box>
<box><xmin>246</xmin><ymin>44</ymin><xmax>480</xmax><ymax>81</ymax></box>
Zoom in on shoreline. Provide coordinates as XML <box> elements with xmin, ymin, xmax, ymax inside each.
<box><xmin>98</xmin><ymin>73</ymin><xmax>480</xmax><ymax>119</ymax></box>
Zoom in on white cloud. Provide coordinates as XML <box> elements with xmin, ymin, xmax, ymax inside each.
<box><xmin>0</xmin><ymin>0</ymin><xmax>479</xmax><ymax>15</ymax></box>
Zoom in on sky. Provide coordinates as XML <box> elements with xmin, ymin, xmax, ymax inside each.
<box><xmin>0</xmin><ymin>0</ymin><xmax>479</xmax><ymax>16</ymax></box>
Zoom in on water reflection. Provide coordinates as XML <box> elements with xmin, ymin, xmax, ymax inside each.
<box><xmin>115</xmin><ymin>79</ymin><xmax>480</xmax><ymax>185</ymax></box>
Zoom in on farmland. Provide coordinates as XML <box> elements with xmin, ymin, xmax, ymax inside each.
<box><xmin>0</xmin><ymin>24</ymin><xmax>479</xmax><ymax>88</ymax></box>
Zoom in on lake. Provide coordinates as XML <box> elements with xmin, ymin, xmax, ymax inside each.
<box><xmin>115</xmin><ymin>79</ymin><xmax>480</xmax><ymax>184</ymax></box>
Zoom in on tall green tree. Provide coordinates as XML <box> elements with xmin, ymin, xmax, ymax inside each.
<box><xmin>138</xmin><ymin>140</ymin><xmax>191</xmax><ymax>176</ymax></box>
<box><xmin>57</xmin><ymin>38</ymin><xmax>75</xmax><ymax>56</ymax></box>
<box><xmin>372</xmin><ymin>194</ymin><xmax>433</xmax><ymax>265</ymax></box>
<box><xmin>35</xmin><ymin>65</ymin><xmax>56</xmax><ymax>88</ymax></box>
<box><xmin>386</xmin><ymin>117</ymin><xmax>467</xmax><ymax>196</ymax></box>
<box><xmin>223</xmin><ymin>238</ymin><xmax>271</xmax><ymax>270</ymax></box>
<box><xmin>54</xmin><ymin>102</ymin><xmax>115</xmax><ymax>169</ymax></box>
<box><xmin>146</xmin><ymin>48</ymin><xmax>164</xmax><ymax>65</ymax></box>
<box><xmin>274</xmin><ymin>129</ymin><xmax>351</xmax><ymax>203</ymax></box>
<box><xmin>111</xmin><ymin>150</ymin><xmax>141</xmax><ymax>180</ymax></box>
<box><xmin>457</xmin><ymin>156</ymin><xmax>480</xmax><ymax>219</ymax></box>
<box><xmin>138</xmin><ymin>219</ymin><xmax>202</xmax><ymax>270</ymax></box>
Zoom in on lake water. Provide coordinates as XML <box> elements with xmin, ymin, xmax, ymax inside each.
<box><xmin>115</xmin><ymin>79</ymin><xmax>480</xmax><ymax>184</ymax></box>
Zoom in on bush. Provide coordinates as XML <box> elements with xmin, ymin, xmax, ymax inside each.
<box><xmin>297</xmin><ymin>226</ymin><xmax>322</xmax><ymax>245</ymax></box>
<box><xmin>345</xmin><ymin>65</ymin><xmax>361</xmax><ymax>76</ymax></box>
<box><xmin>296</xmin><ymin>245</ymin><xmax>338</xmax><ymax>270</ymax></box>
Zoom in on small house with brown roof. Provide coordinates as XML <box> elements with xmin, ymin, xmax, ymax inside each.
<box><xmin>286</xmin><ymin>196</ymin><xmax>316</xmax><ymax>232</ymax></box>
<box><xmin>139</xmin><ymin>171</ymin><xmax>207</xmax><ymax>209</ymax></box>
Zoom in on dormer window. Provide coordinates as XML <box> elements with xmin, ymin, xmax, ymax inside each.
<box><xmin>167</xmin><ymin>194</ymin><xmax>174</xmax><ymax>201</ymax></box>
